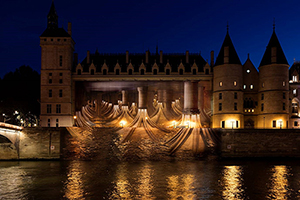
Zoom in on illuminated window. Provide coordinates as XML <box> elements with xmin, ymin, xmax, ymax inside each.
<box><xmin>56</xmin><ymin>104</ymin><xmax>61</xmax><ymax>113</ymax></box>
<box><xmin>49</xmin><ymin>89</ymin><xmax>52</xmax><ymax>97</ymax></box>
<box><xmin>272</xmin><ymin>120</ymin><xmax>276</xmax><ymax>128</ymax></box>
<box><xmin>293</xmin><ymin>89</ymin><xmax>297</xmax><ymax>95</ymax></box>
<box><xmin>219</xmin><ymin>93</ymin><xmax>222</xmax><ymax>100</ymax></box>
<box><xmin>293</xmin><ymin>75</ymin><xmax>298</xmax><ymax>82</ymax></box>
<box><xmin>219</xmin><ymin>81</ymin><xmax>223</xmax><ymax>87</ymax></box>
<box><xmin>261</xmin><ymin>103</ymin><xmax>264</xmax><ymax>111</ymax></box>
<box><xmin>243</xmin><ymin>85</ymin><xmax>246</xmax><ymax>89</ymax></box>
<box><xmin>261</xmin><ymin>93</ymin><xmax>264</xmax><ymax>100</ymax></box>
<box><xmin>250</xmin><ymin>84</ymin><xmax>253</xmax><ymax>89</ymax></box>
<box><xmin>234</xmin><ymin>103</ymin><xmax>237</xmax><ymax>110</ymax></box>
<box><xmin>233</xmin><ymin>81</ymin><xmax>237</xmax><ymax>86</ymax></box>
<box><xmin>59</xmin><ymin>89</ymin><xmax>63</xmax><ymax>97</ymax></box>
<box><xmin>234</xmin><ymin>92</ymin><xmax>237</xmax><ymax>99</ymax></box>
<box><xmin>219</xmin><ymin>103</ymin><xmax>222</xmax><ymax>111</ymax></box>
<box><xmin>47</xmin><ymin>104</ymin><xmax>51</xmax><ymax>113</ymax></box>
<box><xmin>246</xmin><ymin>69</ymin><xmax>250</xmax><ymax>73</ymax></box>
<box><xmin>283</xmin><ymin>81</ymin><xmax>285</xmax><ymax>86</ymax></box>
<box><xmin>292</xmin><ymin>103</ymin><xmax>298</xmax><ymax>113</ymax></box>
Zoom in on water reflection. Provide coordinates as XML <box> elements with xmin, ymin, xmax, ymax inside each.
<box><xmin>136</xmin><ymin>163</ymin><xmax>154</xmax><ymax>199</ymax></box>
<box><xmin>267</xmin><ymin>165</ymin><xmax>291</xmax><ymax>199</ymax></box>
<box><xmin>110</xmin><ymin>163</ymin><xmax>131</xmax><ymax>199</ymax></box>
<box><xmin>64</xmin><ymin>161</ymin><xmax>85</xmax><ymax>200</ymax></box>
<box><xmin>221</xmin><ymin>166</ymin><xmax>245</xmax><ymax>200</ymax></box>
<box><xmin>167</xmin><ymin>174</ymin><xmax>196</xmax><ymax>199</ymax></box>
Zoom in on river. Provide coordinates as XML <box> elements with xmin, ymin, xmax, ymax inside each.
<box><xmin>0</xmin><ymin>159</ymin><xmax>300</xmax><ymax>199</ymax></box>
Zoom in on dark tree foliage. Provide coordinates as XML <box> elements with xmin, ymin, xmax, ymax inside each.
<box><xmin>0</xmin><ymin>65</ymin><xmax>40</xmax><ymax>126</ymax></box>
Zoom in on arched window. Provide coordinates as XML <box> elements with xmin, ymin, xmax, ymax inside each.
<box><xmin>91</xmin><ymin>69</ymin><xmax>94</xmax><ymax>75</ymax></box>
<box><xmin>179</xmin><ymin>69</ymin><xmax>183</xmax><ymax>75</ymax></box>
<box><xmin>166</xmin><ymin>69</ymin><xmax>170</xmax><ymax>75</ymax></box>
<box><xmin>193</xmin><ymin>69</ymin><xmax>197</xmax><ymax>75</ymax></box>
<box><xmin>128</xmin><ymin>69</ymin><xmax>133</xmax><ymax>75</ymax></box>
<box><xmin>140</xmin><ymin>69</ymin><xmax>145</xmax><ymax>75</ymax></box>
<box><xmin>153</xmin><ymin>69</ymin><xmax>157</xmax><ymax>75</ymax></box>
<box><xmin>103</xmin><ymin>69</ymin><xmax>107</xmax><ymax>75</ymax></box>
<box><xmin>77</xmin><ymin>69</ymin><xmax>81</xmax><ymax>75</ymax></box>
<box><xmin>116</xmin><ymin>69</ymin><xmax>120</xmax><ymax>75</ymax></box>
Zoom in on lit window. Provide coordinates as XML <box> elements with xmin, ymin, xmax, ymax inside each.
<box><xmin>246</xmin><ymin>69</ymin><xmax>250</xmax><ymax>73</ymax></box>
<box><xmin>243</xmin><ymin>85</ymin><xmax>246</xmax><ymax>89</ymax></box>
<box><xmin>293</xmin><ymin>75</ymin><xmax>298</xmax><ymax>82</ymax></box>
<box><xmin>250</xmin><ymin>84</ymin><xmax>253</xmax><ymax>89</ymax></box>
<box><xmin>283</xmin><ymin>81</ymin><xmax>285</xmax><ymax>86</ymax></box>
<box><xmin>219</xmin><ymin>81</ymin><xmax>223</xmax><ymax>87</ymax></box>
<box><xmin>233</xmin><ymin>81</ymin><xmax>237</xmax><ymax>86</ymax></box>
<box><xmin>293</xmin><ymin>89</ymin><xmax>297</xmax><ymax>95</ymax></box>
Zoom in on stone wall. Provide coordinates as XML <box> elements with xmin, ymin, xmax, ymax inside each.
<box><xmin>221</xmin><ymin>129</ymin><xmax>300</xmax><ymax>158</ymax></box>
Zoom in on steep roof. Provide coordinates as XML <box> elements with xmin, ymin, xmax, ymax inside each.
<box><xmin>40</xmin><ymin>28</ymin><xmax>71</xmax><ymax>37</ymax></box>
<box><xmin>215</xmin><ymin>31</ymin><xmax>241</xmax><ymax>66</ymax></box>
<box><xmin>259</xmin><ymin>30</ymin><xmax>288</xmax><ymax>66</ymax></box>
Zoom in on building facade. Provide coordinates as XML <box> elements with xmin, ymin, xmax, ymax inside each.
<box><xmin>40</xmin><ymin>2</ymin><xmax>300</xmax><ymax>129</ymax></box>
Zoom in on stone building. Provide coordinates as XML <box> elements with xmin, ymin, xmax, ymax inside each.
<box><xmin>40</xmin><ymin>2</ymin><xmax>298</xmax><ymax>129</ymax></box>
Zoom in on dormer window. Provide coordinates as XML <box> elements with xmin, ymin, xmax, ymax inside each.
<box><xmin>293</xmin><ymin>75</ymin><xmax>298</xmax><ymax>82</ymax></box>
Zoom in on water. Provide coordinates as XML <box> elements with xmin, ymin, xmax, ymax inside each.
<box><xmin>1</xmin><ymin>160</ymin><xmax>300</xmax><ymax>199</ymax></box>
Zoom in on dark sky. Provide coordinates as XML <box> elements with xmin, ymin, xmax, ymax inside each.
<box><xmin>1</xmin><ymin>0</ymin><xmax>300</xmax><ymax>77</ymax></box>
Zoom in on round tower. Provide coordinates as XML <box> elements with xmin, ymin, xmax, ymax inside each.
<box><xmin>258</xmin><ymin>28</ymin><xmax>289</xmax><ymax>129</ymax></box>
<box><xmin>212</xmin><ymin>30</ymin><xmax>244</xmax><ymax>128</ymax></box>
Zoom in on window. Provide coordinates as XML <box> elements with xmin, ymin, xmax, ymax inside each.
<box><xmin>59</xmin><ymin>55</ymin><xmax>63</xmax><ymax>67</ymax></box>
<box><xmin>59</xmin><ymin>89</ymin><xmax>63</xmax><ymax>97</ymax></box>
<box><xmin>219</xmin><ymin>103</ymin><xmax>222</xmax><ymax>111</ymax></box>
<box><xmin>56</xmin><ymin>104</ymin><xmax>61</xmax><ymax>113</ymax></box>
<box><xmin>205</xmin><ymin>69</ymin><xmax>209</xmax><ymax>74</ymax></box>
<box><xmin>293</xmin><ymin>89</ymin><xmax>297</xmax><ymax>95</ymax></box>
<box><xmin>219</xmin><ymin>82</ymin><xmax>223</xmax><ymax>87</ymax></box>
<box><xmin>262</xmin><ymin>82</ymin><xmax>264</xmax><ymax>88</ymax></box>
<box><xmin>64</xmin><ymin>39</ymin><xmax>66</xmax><ymax>41</ymax></box>
<box><xmin>116</xmin><ymin>69</ymin><xmax>120</xmax><ymax>75</ymax></box>
<box><xmin>283</xmin><ymin>92</ymin><xmax>286</xmax><ymax>99</ymax></box>
<box><xmin>293</xmin><ymin>75</ymin><xmax>298</xmax><ymax>82</ymax></box>
<box><xmin>48</xmin><ymin>119</ymin><xmax>50</xmax><ymax>127</ymax></box>
<box><xmin>49</xmin><ymin>89</ymin><xmax>52</xmax><ymax>97</ymax></box>
<box><xmin>56</xmin><ymin>119</ymin><xmax>59</xmax><ymax>127</ymax></box>
<box><xmin>250</xmin><ymin>84</ymin><xmax>253</xmax><ymax>89</ymax></box>
<box><xmin>292</xmin><ymin>103</ymin><xmax>298</xmax><ymax>113</ymax></box>
<box><xmin>140</xmin><ymin>69</ymin><xmax>145</xmax><ymax>75</ymax></box>
<box><xmin>236</xmin><ymin>121</ymin><xmax>239</xmax><ymax>128</ymax></box>
<box><xmin>221</xmin><ymin>121</ymin><xmax>225</xmax><ymax>128</ymax></box>
<box><xmin>129</xmin><ymin>69</ymin><xmax>133</xmax><ymax>75</ymax></box>
<box><xmin>283</xmin><ymin>103</ymin><xmax>286</xmax><ymax>110</ymax></box>
<box><xmin>234</xmin><ymin>103</ymin><xmax>237</xmax><ymax>110</ymax></box>
<box><xmin>153</xmin><ymin>69</ymin><xmax>157</xmax><ymax>75</ymax></box>
<box><xmin>219</xmin><ymin>93</ymin><xmax>222</xmax><ymax>100</ymax></box>
<box><xmin>47</xmin><ymin>104</ymin><xmax>51</xmax><ymax>113</ymax></box>
<box><xmin>48</xmin><ymin>73</ymin><xmax>52</xmax><ymax>84</ymax></box>
<box><xmin>233</xmin><ymin>81</ymin><xmax>237</xmax><ymax>86</ymax></box>
<box><xmin>243</xmin><ymin>85</ymin><xmax>246</xmax><ymax>89</ymax></box>
<box><xmin>234</xmin><ymin>92</ymin><xmax>237</xmax><ymax>99</ymax></box>
<box><xmin>49</xmin><ymin>73</ymin><xmax>52</xmax><ymax>76</ymax></box>
<box><xmin>49</xmin><ymin>79</ymin><xmax>52</xmax><ymax>84</ymax></box>
<box><xmin>193</xmin><ymin>69</ymin><xmax>197</xmax><ymax>75</ymax></box>
<box><xmin>57</xmin><ymin>39</ymin><xmax>60</xmax><ymax>41</ymax></box>
<box><xmin>91</xmin><ymin>69</ymin><xmax>94</xmax><ymax>75</ymax></box>
<box><xmin>51</xmin><ymin>39</ymin><xmax>53</xmax><ymax>41</ymax></box>
<box><xmin>261</xmin><ymin>93</ymin><xmax>264</xmax><ymax>100</ymax></box>
<box><xmin>272</xmin><ymin>120</ymin><xmax>276</xmax><ymax>128</ymax></box>
<box><xmin>261</xmin><ymin>103</ymin><xmax>264</xmax><ymax>111</ymax></box>
<box><xmin>179</xmin><ymin>69</ymin><xmax>183</xmax><ymax>75</ymax></box>
<box><xmin>294</xmin><ymin>121</ymin><xmax>298</xmax><ymax>127</ymax></box>
<box><xmin>246</xmin><ymin>69</ymin><xmax>250</xmax><ymax>73</ymax></box>
<box><xmin>283</xmin><ymin>81</ymin><xmax>285</xmax><ymax>86</ymax></box>
<box><xmin>59</xmin><ymin>73</ymin><xmax>63</xmax><ymax>76</ymax></box>
<box><xmin>103</xmin><ymin>69</ymin><xmax>107</xmax><ymax>75</ymax></box>
<box><xmin>166</xmin><ymin>69</ymin><xmax>170</xmax><ymax>75</ymax></box>
<box><xmin>77</xmin><ymin>69</ymin><xmax>81</xmax><ymax>75</ymax></box>
<box><xmin>59</xmin><ymin>79</ymin><xmax>63</xmax><ymax>84</ymax></box>
<box><xmin>44</xmin><ymin>39</ymin><xmax>47</xmax><ymax>41</ymax></box>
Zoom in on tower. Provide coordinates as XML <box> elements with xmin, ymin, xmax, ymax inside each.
<box><xmin>258</xmin><ymin>27</ymin><xmax>289</xmax><ymax>129</ymax></box>
<box><xmin>212</xmin><ymin>28</ymin><xmax>244</xmax><ymax>128</ymax></box>
<box><xmin>39</xmin><ymin>2</ymin><xmax>75</xmax><ymax>127</ymax></box>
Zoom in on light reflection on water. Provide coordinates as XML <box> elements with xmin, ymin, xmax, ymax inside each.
<box><xmin>0</xmin><ymin>161</ymin><xmax>300</xmax><ymax>199</ymax></box>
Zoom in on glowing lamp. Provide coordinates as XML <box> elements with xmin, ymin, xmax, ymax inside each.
<box><xmin>73</xmin><ymin>116</ymin><xmax>77</xmax><ymax>119</ymax></box>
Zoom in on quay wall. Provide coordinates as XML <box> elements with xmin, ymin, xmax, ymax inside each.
<box><xmin>221</xmin><ymin>129</ymin><xmax>300</xmax><ymax>158</ymax></box>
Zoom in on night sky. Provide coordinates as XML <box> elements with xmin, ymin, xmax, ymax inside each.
<box><xmin>1</xmin><ymin>0</ymin><xmax>300</xmax><ymax>77</ymax></box>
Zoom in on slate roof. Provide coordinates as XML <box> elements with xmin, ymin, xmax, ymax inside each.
<box><xmin>77</xmin><ymin>50</ymin><xmax>207</xmax><ymax>73</ymax></box>
<box><xmin>259</xmin><ymin>31</ymin><xmax>288</xmax><ymax>67</ymax></box>
<box><xmin>40</xmin><ymin>28</ymin><xmax>71</xmax><ymax>37</ymax></box>
<box><xmin>215</xmin><ymin>32</ymin><xmax>241</xmax><ymax>66</ymax></box>
<box><xmin>289</xmin><ymin>62</ymin><xmax>300</xmax><ymax>80</ymax></box>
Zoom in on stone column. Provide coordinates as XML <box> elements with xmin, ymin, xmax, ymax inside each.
<box><xmin>157</xmin><ymin>90</ymin><xmax>167</xmax><ymax>103</ymax></box>
<box><xmin>122</xmin><ymin>90</ymin><xmax>128</xmax><ymax>106</ymax></box>
<box><xmin>183</xmin><ymin>81</ymin><xmax>199</xmax><ymax>114</ymax></box>
<box><xmin>137</xmin><ymin>87</ymin><xmax>148</xmax><ymax>109</ymax></box>
<box><xmin>198</xmin><ymin>85</ymin><xmax>204</xmax><ymax>110</ymax></box>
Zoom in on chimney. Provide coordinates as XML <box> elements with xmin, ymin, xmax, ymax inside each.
<box><xmin>186</xmin><ymin>50</ymin><xmax>189</xmax><ymax>63</ymax></box>
<box><xmin>210</xmin><ymin>51</ymin><xmax>214</xmax><ymax>67</ymax></box>
<box><xmin>87</xmin><ymin>50</ymin><xmax>90</xmax><ymax>64</ymax></box>
<box><xmin>68</xmin><ymin>22</ymin><xmax>72</xmax><ymax>36</ymax></box>
<box><xmin>146</xmin><ymin>50</ymin><xmax>149</xmax><ymax>63</ymax></box>
<box><xmin>160</xmin><ymin>50</ymin><xmax>163</xmax><ymax>63</ymax></box>
<box><xmin>74</xmin><ymin>53</ymin><xmax>78</xmax><ymax>66</ymax></box>
<box><xmin>126</xmin><ymin>50</ymin><xmax>129</xmax><ymax>64</ymax></box>
<box><xmin>224</xmin><ymin>47</ymin><xmax>229</xmax><ymax>64</ymax></box>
